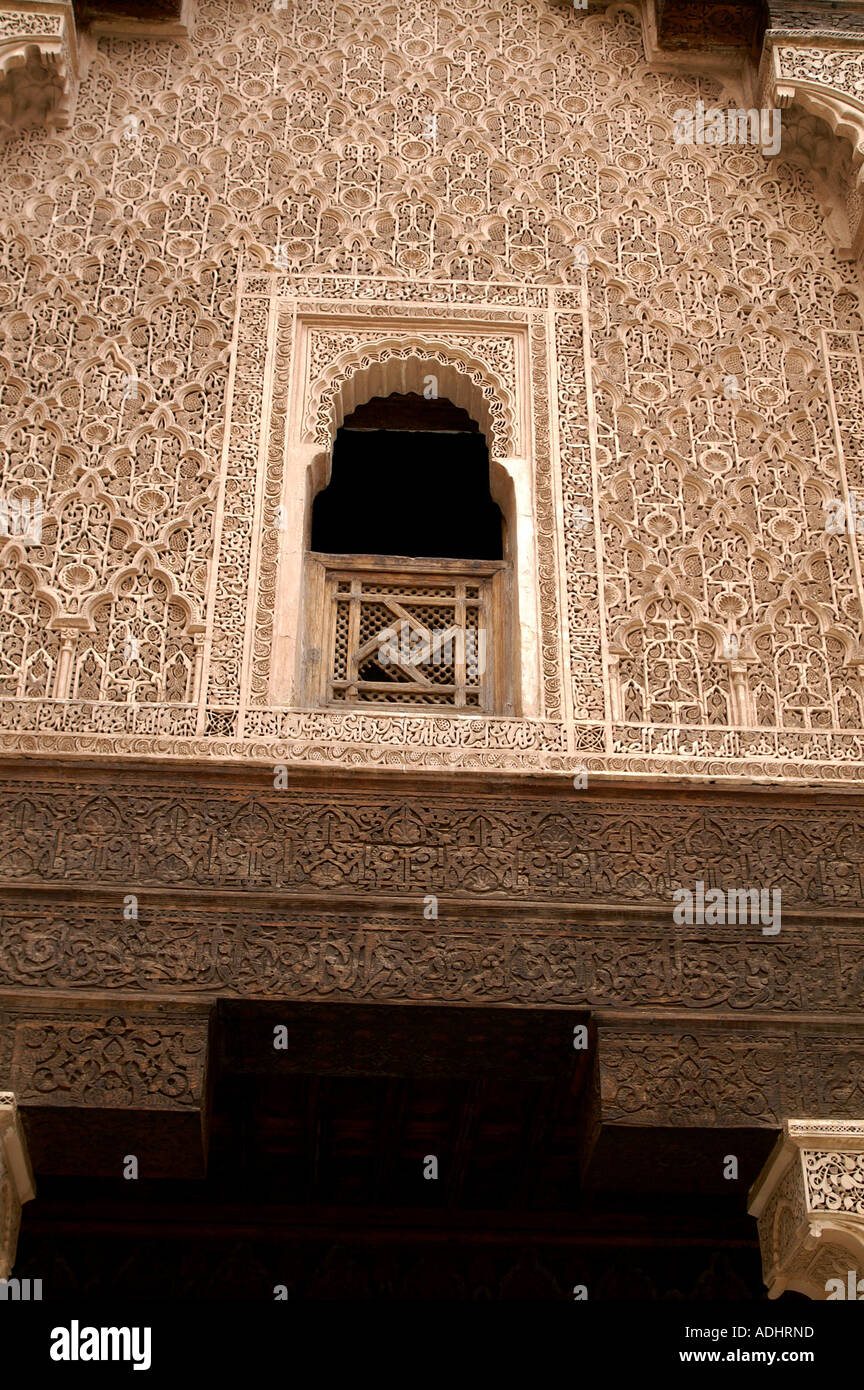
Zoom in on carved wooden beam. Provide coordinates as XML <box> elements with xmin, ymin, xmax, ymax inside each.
<box><xmin>74</xmin><ymin>0</ymin><xmax>182</xmax><ymax>26</ymax></box>
<box><xmin>81</xmin><ymin>0</ymin><xmax>190</xmax><ymax>39</ymax></box>
<box><xmin>0</xmin><ymin>996</ymin><xmax>213</xmax><ymax>1179</ymax></box>
<box><xmin>654</xmin><ymin>0</ymin><xmax>764</xmax><ymax>52</ymax></box>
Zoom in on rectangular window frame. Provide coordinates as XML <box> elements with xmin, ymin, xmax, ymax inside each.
<box><xmin>303</xmin><ymin>552</ymin><xmax>511</xmax><ymax>713</ymax></box>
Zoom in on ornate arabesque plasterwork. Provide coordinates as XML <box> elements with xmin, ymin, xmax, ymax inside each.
<box><xmin>308</xmin><ymin>333</ymin><xmax>516</xmax><ymax>453</ymax></box>
<box><xmin>1</xmin><ymin>0</ymin><xmax>864</xmax><ymax>778</ymax></box>
<box><xmin>750</xmin><ymin>1119</ymin><xmax>864</xmax><ymax>1299</ymax></box>
<box><xmin>241</xmin><ymin>290</ymin><xmax>562</xmax><ymax>720</ymax></box>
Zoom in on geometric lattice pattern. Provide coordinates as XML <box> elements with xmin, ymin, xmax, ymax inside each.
<box><xmin>324</xmin><ymin>562</ymin><xmax>496</xmax><ymax>709</ymax></box>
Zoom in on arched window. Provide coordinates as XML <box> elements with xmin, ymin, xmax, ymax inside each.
<box><xmin>312</xmin><ymin>392</ymin><xmax>502</xmax><ymax>560</ymax></box>
<box><xmin>303</xmin><ymin>392</ymin><xmax>511</xmax><ymax>711</ymax></box>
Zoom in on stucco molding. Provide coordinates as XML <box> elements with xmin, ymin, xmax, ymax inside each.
<box><xmin>0</xmin><ymin>1092</ymin><xmax>35</xmax><ymax>1279</ymax></box>
<box><xmin>749</xmin><ymin>1118</ymin><xmax>864</xmax><ymax>1298</ymax></box>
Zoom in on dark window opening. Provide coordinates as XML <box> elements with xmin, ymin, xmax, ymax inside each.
<box><xmin>310</xmin><ymin>392</ymin><xmax>504</xmax><ymax>560</ymax></box>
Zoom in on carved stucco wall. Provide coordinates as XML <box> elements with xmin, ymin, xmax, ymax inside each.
<box><xmin>2</xmin><ymin>0</ymin><xmax>864</xmax><ymax>781</ymax></box>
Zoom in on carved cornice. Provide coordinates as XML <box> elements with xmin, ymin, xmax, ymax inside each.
<box><xmin>766</xmin><ymin>1</ymin><xmax>864</xmax><ymax>41</ymax></box>
<box><xmin>649</xmin><ymin>0</ymin><xmax>864</xmax><ymax>48</ymax></box>
<box><xmin>4</xmin><ymin>715</ymin><xmax>864</xmax><ymax>783</ymax></box>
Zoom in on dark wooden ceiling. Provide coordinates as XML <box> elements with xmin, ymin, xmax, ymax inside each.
<box><xmin>73</xmin><ymin>0</ymin><xmax>182</xmax><ymax>26</ymax></box>
<box><xmin>13</xmin><ymin>1001</ymin><xmax>780</xmax><ymax>1298</ymax></box>
<box><xmin>655</xmin><ymin>0</ymin><xmax>765</xmax><ymax>51</ymax></box>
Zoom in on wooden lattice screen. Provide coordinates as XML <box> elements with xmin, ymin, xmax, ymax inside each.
<box><xmin>304</xmin><ymin>555</ymin><xmax>507</xmax><ymax>711</ymax></box>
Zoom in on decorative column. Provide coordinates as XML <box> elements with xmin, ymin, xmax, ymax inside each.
<box><xmin>749</xmin><ymin>1119</ymin><xmax>864</xmax><ymax>1300</ymax></box>
<box><xmin>52</xmin><ymin>631</ymin><xmax>76</xmax><ymax>699</ymax></box>
<box><xmin>728</xmin><ymin>659</ymin><xmax>753</xmax><ymax>726</ymax></box>
<box><xmin>0</xmin><ymin>1093</ymin><xmax>35</xmax><ymax>1280</ymax></box>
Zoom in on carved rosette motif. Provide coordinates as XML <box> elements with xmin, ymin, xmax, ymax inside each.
<box><xmin>750</xmin><ymin>1119</ymin><xmax>864</xmax><ymax>1299</ymax></box>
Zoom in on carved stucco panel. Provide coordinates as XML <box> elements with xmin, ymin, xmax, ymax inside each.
<box><xmin>0</xmin><ymin>1</ymin><xmax>863</xmax><ymax>778</ymax></box>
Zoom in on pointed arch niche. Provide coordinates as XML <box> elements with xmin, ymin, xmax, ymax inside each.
<box><xmin>270</xmin><ymin>328</ymin><xmax>543</xmax><ymax>717</ymax></box>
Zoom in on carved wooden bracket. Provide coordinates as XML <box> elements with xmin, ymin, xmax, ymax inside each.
<box><xmin>0</xmin><ymin>1</ymin><xmax>78</xmax><ymax>133</ymax></box>
<box><xmin>749</xmin><ymin>1118</ymin><xmax>864</xmax><ymax>1299</ymax></box>
<box><xmin>0</xmin><ymin>996</ymin><xmax>213</xmax><ymax>1179</ymax></box>
<box><xmin>0</xmin><ymin>1093</ymin><xmax>35</xmax><ymax>1279</ymax></box>
<box><xmin>592</xmin><ymin>1020</ymin><xmax>864</xmax><ymax>1131</ymax></box>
